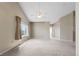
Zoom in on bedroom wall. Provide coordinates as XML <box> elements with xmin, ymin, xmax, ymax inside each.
<box><xmin>60</xmin><ymin>12</ymin><xmax>74</xmax><ymax>41</ymax></box>
<box><xmin>30</xmin><ymin>22</ymin><xmax>50</xmax><ymax>39</ymax></box>
<box><xmin>0</xmin><ymin>2</ymin><xmax>29</xmax><ymax>54</ymax></box>
<box><xmin>76</xmin><ymin>3</ymin><xmax>79</xmax><ymax>56</ymax></box>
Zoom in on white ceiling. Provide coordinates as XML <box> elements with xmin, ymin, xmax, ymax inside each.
<box><xmin>19</xmin><ymin>2</ymin><xmax>75</xmax><ymax>23</ymax></box>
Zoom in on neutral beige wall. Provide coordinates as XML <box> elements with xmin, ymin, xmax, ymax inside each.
<box><xmin>30</xmin><ymin>22</ymin><xmax>50</xmax><ymax>39</ymax></box>
<box><xmin>60</xmin><ymin>12</ymin><xmax>74</xmax><ymax>41</ymax></box>
<box><xmin>0</xmin><ymin>2</ymin><xmax>29</xmax><ymax>54</ymax></box>
<box><xmin>76</xmin><ymin>3</ymin><xmax>79</xmax><ymax>56</ymax></box>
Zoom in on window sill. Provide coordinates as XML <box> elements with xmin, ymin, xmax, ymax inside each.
<box><xmin>22</xmin><ymin>35</ymin><xmax>29</xmax><ymax>39</ymax></box>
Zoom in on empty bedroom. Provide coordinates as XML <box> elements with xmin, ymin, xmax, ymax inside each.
<box><xmin>0</xmin><ymin>2</ymin><xmax>75</xmax><ymax>56</ymax></box>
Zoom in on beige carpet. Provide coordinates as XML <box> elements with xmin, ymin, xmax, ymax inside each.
<box><xmin>2</xmin><ymin>39</ymin><xmax>75</xmax><ymax>56</ymax></box>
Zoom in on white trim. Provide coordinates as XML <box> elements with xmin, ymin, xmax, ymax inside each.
<box><xmin>0</xmin><ymin>43</ymin><xmax>20</xmax><ymax>55</ymax></box>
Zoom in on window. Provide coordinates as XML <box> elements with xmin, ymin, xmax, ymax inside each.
<box><xmin>50</xmin><ymin>26</ymin><xmax>53</xmax><ymax>39</ymax></box>
<box><xmin>21</xmin><ymin>22</ymin><xmax>29</xmax><ymax>38</ymax></box>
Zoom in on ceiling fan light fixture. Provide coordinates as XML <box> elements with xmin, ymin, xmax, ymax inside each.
<box><xmin>37</xmin><ymin>10</ymin><xmax>42</xmax><ymax>18</ymax></box>
<box><xmin>37</xmin><ymin>15</ymin><xmax>42</xmax><ymax>18</ymax></box>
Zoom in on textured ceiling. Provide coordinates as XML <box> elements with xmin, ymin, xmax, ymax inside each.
<box><xmin>19</xmin><ymin>2</ymin><xmax>75</xmax><ymax>23</ymax></box>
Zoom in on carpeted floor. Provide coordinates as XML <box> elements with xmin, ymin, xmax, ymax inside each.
<box><xmin>2</xmin><ymin>39</ymin><xmax>75</xmax><ymax>56</ymax></box>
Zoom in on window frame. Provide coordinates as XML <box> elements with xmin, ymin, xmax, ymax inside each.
<box><xmin>21</xmin><ymin>22</ymin><xmax>29</xmax><ymax>38</ymax></box>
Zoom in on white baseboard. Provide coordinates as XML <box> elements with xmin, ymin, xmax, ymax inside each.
<box><xmin>0</xmin><ymin>39</ymin><xmax>28</xmax><ymax>55</ymax></box>
<box><xmin>0</xmin><ymin>47</ymin><xmax>13</xmax><ymax>55</ymax></box>
<box><xmin>0</xmin><ymin>43</ymin><xmax>21</xmax><ymax>55</ymax></box>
